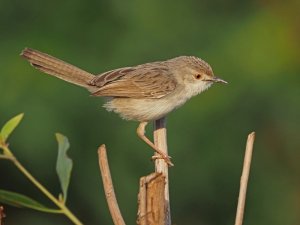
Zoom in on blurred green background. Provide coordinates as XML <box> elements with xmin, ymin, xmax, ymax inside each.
<box><xmin>0</xmin><ymin>0</ymin><xmax>299</xmax><ymax>224</ymax></box>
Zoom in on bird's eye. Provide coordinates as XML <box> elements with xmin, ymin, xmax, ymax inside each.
<box><xmin>194</xmin><ymin>74</ymin><xmax>202</xmax><ymax>80</ymax></box>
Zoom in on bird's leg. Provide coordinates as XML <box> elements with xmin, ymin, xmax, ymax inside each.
<box><xmin>137</xmin><ymin>121</ymin><xmax>174</xmax><ymax>167</ymax></box>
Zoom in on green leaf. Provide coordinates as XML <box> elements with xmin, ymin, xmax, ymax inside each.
<box><xmin>0</xmin><ymin>113</ymin><xmax>24</xmax><ymax>142</ymax></box>
<box><xmin>0</xmin><ymin>189</ymin><xmax>61</xmax><ymax>213</ymax></box>
<box><xmin>55</xmin><ymin>133</ymin><xmax>73</xmax><ymax>203</ymax></box>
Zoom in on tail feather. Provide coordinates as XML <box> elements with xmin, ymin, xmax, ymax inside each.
<box><xmin>21</xmin><ymin>48</ymin><xmax>96</xmax><ymax>90</ymax></box>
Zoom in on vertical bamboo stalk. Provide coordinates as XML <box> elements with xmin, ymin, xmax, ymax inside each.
<box><xmin>153</xmin><ymin>117</ymin><xmax>171</xmax><ymax>225</ymax></box>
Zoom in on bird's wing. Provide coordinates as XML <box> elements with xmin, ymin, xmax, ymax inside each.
<box><xmin>89</xmin><ymin>65</ymin><xmax>177</xmax><ymax>99</ymax></box>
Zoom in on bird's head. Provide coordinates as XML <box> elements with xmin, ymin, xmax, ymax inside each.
<box><xmin>184</xmin><ymin>56</ymin><xmax>227</xmax><ymax>84</ymax></box>
<box><xmin>174</xmin><ymin>56</ymin><xmax>227</xmax><ymax>97</ymax></box>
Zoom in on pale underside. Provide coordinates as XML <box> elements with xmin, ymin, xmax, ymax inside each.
<box><xmin>88</xmin><ymin>62</ymin><xmax>212</xmax><ymax>121</ymax></box>
<box><xmin>103</xmin><ymin>81</ymin><xmax>212</xmax><ymax>121</ymax></box>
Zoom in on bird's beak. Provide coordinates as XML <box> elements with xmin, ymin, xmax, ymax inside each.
<box><xmin>211</xmin><ymin>76</ymin><xmax>228</xmax><ymax>84</ymax></box>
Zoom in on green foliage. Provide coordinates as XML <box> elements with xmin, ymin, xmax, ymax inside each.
<box><xmin>0</xmin><ymin>115</ymin><xmax>81</xmax><ymax>224</ymax></box>
<box><xmin>0</xmin><ymin>113</ymin><xmax>23</xmax><ymax>143</ymax></box>
<box><xmin>0</xmin><ymin>190</ymin><xmax>61</xmax><ymax>213</ymax></box>
<box><xmin>55</xmin><ymin>133</ymin><xmax>73</xmax><ymax>203</ymax></box>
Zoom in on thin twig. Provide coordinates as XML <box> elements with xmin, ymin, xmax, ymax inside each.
<box><xmin>0</xmin><ymin>155</ymin><xmax>14</xmax><ymax>160</ymax></box>
<box><xmin>0</xmin><ymin>206</ymin><xmax>5</xmax><ymax>225</ymax></box>
<box><xmin>234</xmin><ymin>132</ymin><xmax>255</xmax><ymax>225</ymax></box>
<box><xmin>98</xmin><ymin>145</ymin><xmax>126</xmax><ymax>225</ymax></box>
<box><xmin>153</xmin><ymin>117</ymin><xmax>171</xmax><ymax>225</ymax></box>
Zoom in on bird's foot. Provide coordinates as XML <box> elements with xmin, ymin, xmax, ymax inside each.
<box><xmin>152</xmin><ymin>154</ymin><xmax>174</xmax><ymax>167</ymax></box>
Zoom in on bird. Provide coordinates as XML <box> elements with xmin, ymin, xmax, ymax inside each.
<box><xmin>21</xmin><ymin>48</ymin><xmax>227</xmax><ymax>166</ymax></box>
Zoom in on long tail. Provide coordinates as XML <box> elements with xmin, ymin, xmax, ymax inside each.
<box><xmin>21</xmin><ymin>48</ymin><xmax>96</xmax><ymax>90</ymax></box>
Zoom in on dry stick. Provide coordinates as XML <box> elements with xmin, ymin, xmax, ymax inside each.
<box><xmin>0</xmin><ymin>206</ymin><xmax>4</xmax><ymax>225</ymax></box>
<box><xmin>98</xmin><ymin>145</ymin><xmax>126</xmax><ymax>225</ymax></box>
<box><xmin>153</xmin><ymin>117</ymin><xmax>171</xmax><ymax>225</ymax></box>
<box><xmin>234</xmin><ymin>132</ymin><xmax>255</xmax><ymax>225</ymax></box>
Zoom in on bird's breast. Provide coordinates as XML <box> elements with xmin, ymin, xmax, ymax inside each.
<box><xmin>102</xmin><ymin>82</ymin><xmax>211</xmax><ymax>122</ymax></box>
